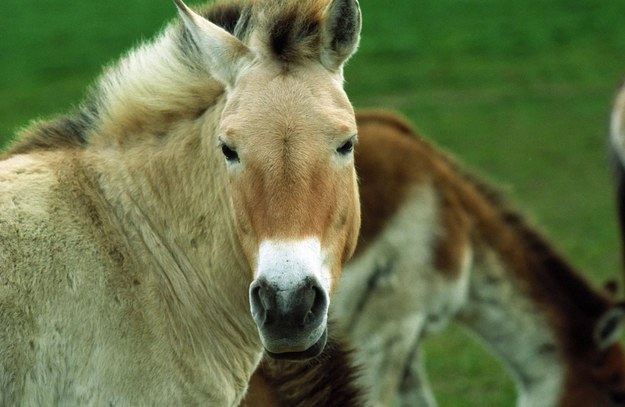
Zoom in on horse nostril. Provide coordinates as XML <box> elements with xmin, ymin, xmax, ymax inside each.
<box><xmin>303</xmin><ymin>311</ymin><xmax>313</xmax><ymax>325</ymax></box>
<box><xmin>250</xmin><ymin>277</ymin><xmax>328</xmax><ymax>329</ymax></box>
<box><xmin>311</xmin><ymin>285</ymin><xmax>325</xmax><ymax>315</ymax></box>
<box><xmin>250</xmin><ymin>279</ymin><xmax>272</xmax><ymax>326</ymax></box>
<box><xmin>258</xmin><ymin>286</ymin><xmax>272</xmax><ymax>311</ymax></box>
<box><xmin>300</xmin><ymin>284</ymin><xmax>327</xmax><ymax>327</ymax></box>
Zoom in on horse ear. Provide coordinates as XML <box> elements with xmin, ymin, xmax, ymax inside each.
<box><xmin>173</xmin><ymin>0</ymin><xmax>252</xmax><ymax>86</ymax></box>
<box><xmin>595</xmin><ymin>304</ymin><xmax>625</xmax><ymax>350</ymax></box>
<box><xmin>604</xmin><ymin>279</ymin><xmax>620</xmax><ymax>296</ymax></box>
<box><xmin>321</xmin><ymin>0</ymin><xmax>362</xmax><ymax>72</ymax></box>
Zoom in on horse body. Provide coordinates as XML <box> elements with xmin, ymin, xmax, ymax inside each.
<box><xmin>0</xmin><ymin>0</ymin><xmax>362</xmax><ymax>405</ymax></box>
<box><xmin>332</xmin><ymin>111</ymin><xmax>625</xmax><ymax>407</ymax></box>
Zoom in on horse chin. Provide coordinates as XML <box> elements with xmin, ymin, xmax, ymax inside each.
<box><xmin>265</xmin><ymin>328</ymin><xmax>327</xmax><ymax>361</ymax></box>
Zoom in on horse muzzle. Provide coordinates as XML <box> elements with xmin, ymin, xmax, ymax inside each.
<box><xmin>249</xmin><ymin>275</ymin><xmax>329</xmax><ymax>360</ymax></box>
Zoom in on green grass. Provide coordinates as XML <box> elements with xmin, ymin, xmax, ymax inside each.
<box><xmin>3</xmin><ymin>0</ymin><xmax>625</xmax><ymax>405</ymax></box>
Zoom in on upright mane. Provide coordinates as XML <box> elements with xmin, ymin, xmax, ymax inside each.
<box><xmin>3</xmin><ymin>0</ymin><xmax>348</xmax><ymax>158</ymax></box>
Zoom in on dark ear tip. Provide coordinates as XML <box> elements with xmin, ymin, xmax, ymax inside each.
<box><xmin>323</xmin><ymin>0</ymin><xmax>362</xmax><ymax>68</ymax></box>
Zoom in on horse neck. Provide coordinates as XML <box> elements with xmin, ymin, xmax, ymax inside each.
<box><xmin>87</xmin><ymin>100</ymin><xmax>261</xmax><ymax>380</ymax></box>
<box><xmin>453</xmin><ymin>175</ymin><xmax>610</xmax><ymax>406</ymax></box>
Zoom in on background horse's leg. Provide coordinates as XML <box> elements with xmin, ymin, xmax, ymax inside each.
<box><xmin>397</xmin><ymin>339</ymin><xmax>438</xmax><ymax>407</ymax></box>
<box><xmin>347</xmin><ymin>310</ymin><xmax>430</xmax><ymax>407</ymax></box>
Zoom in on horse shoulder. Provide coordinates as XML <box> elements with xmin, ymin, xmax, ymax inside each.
<box><xmin>0</xmin><ymin>151</ymin><xmax>164</xmax><ymax>403</ymax></box>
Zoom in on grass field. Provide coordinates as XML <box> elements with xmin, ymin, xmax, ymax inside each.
<box><xmin>3</xmin><ymin>0</ymin><xmax>625</xmax><ymax>405</ymax></box>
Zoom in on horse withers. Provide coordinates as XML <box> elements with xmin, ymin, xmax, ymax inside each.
<box><xmin>0</xmin><ymin>0</ymin><xmax>361</xmax><ymax>405</ymax></box>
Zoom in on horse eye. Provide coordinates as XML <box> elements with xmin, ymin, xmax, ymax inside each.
<box><xmin>221</xmin><ymin>144</ymin><xmax>239</xmax><ymax>163</ymax></box>
<box><xmin>336</xmin><ymin>139</ymin><xmax>354</xmax><ymax>156</ymax></box>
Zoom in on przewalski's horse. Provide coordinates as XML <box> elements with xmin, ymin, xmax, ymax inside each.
<box><xmin>0</xmin><ymin>0</ymin><xmax>362</xmax><ymax>405</ymax></box>
<box><xmin>331</xmin><ymin>111</ymin><xmax>625</xmax><ymax>407</ymax></box>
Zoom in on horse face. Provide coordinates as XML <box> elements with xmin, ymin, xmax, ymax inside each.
<box><xmin>558</xmin><ymin>345</ymin><xmax>625</xmax><ymax>407</ymax></box>
<box><xmin>219</xmin><ymin>63</ymin><xmax>360</xmax><ymax>359</ymax></box>
<box><xmin>558</xmin><ymin>308</ymin><xmax>625</xmax><ymax>407</ymax></box>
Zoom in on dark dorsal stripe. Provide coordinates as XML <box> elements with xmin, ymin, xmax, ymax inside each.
<box><xmin>4</xmin><ymin>107</ymin><xmax>96</xmax><ymax>156</ymax></box>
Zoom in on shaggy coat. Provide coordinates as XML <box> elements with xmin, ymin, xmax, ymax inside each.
<box><xmin>0</xmin><ymin>0</ymin><xmax>362</xmax><ymax>405</ymax></box>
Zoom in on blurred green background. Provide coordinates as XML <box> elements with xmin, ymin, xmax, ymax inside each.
<box><xmin>2</xmin><ymin>0</ymin><xmax>625</xmax><ymax>405</ymax></box>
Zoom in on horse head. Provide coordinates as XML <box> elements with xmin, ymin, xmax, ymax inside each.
<box><xmin>175</xmin><ymin>0</ymin><xmax>361</xmax><ymax>360</ymax></box>
<box><xmin>558</xmin><ymin>300</ymin><xmax>625</xmax><ymax>407</ymax></box>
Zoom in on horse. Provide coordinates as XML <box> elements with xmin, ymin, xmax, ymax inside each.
<box><xmin>245</xmin><ymin>110</ymin><xmax>625</xmax><ymax>406</ymax></box>
<box><xmin>0</xmin><ymin>0</ymin><xmax>362</xmax><ymax>405</ymax></box>
<box><xmin>611</xmin><ymin>81</ymin><xmax>625</xmax><ymax>271</ymax></box>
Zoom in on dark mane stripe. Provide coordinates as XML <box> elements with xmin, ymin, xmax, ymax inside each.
<box><xmin>4</xmin><ymin>106</ymin><xmax>96</xmax><ymax>157</ymax></box>
<box><xmin>199</xmin><ymin>0</ymin><xmax>329</xmax><ymax>63</ymax></box>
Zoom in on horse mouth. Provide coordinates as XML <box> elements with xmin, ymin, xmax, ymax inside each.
<box><xmin>264</xmin><ymin>328</ymin><xmax>327</xmax><ymax>360</ymax></box>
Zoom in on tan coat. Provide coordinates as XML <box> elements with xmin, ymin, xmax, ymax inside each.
<box><xmin>0</xmin><ymin>0</ymin><xmax>362</xmax><ymax>405</ymax></box>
